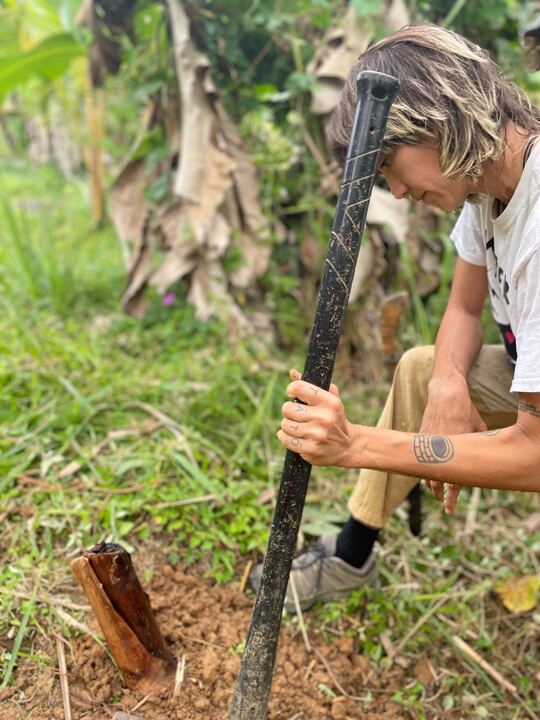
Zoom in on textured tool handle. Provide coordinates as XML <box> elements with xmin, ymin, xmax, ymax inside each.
<box><xmin>228</xmin><ymin>71</ymin><xmax>398</xmax><ymax>720</ymax></box>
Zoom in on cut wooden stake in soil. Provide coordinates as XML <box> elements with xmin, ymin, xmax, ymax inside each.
<box><xmin>70</xmin><ymin>542</ymin><xmax>176</xmax><ymax>694</ymax></box>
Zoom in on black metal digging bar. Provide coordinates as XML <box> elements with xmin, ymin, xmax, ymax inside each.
<box><xmin>228</xmin><ymin>70</ymin><xmax>399</xmax><ymax>720</ymax></box>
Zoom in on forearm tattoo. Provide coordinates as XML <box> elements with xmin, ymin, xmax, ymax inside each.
<box><xmin>518</xmin><ymin>400</ymin><xmax>540</xmax><ymax>419</ymax></box>
<box><xmin>414</xmin><ymin>434</ymin><xmax>454</xmax><ymax>464</ymax></box>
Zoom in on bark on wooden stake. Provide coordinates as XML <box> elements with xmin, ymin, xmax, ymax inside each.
<box><xmin>70</xmin><ymin>543</ymin><xmax>176</xmax><ymax>694</ymax></box>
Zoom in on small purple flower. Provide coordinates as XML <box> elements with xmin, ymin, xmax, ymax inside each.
<box><xmin>162</xmin><ymin>292</ymin><xmax>176</xmax><ymax>306</ymax></box>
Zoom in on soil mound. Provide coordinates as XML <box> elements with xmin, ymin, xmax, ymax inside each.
<box><xmin>1</xmin><ymin>565</ymin><xmax>407</xmax><ymax>719</ymax></box>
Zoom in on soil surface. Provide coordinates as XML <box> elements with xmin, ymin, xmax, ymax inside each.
<box><xmin>0</xmin><ymin>563</ymin><xmax>416</xmax><ymax>720</ymax></box>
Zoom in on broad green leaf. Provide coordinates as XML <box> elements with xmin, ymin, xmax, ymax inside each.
<box><xmin>301</xmin><ymin>521</ymin><xmax>342</xmax><ymax>537</ymax></box>
<box><xmin>0</xmin><ymin>33</ymin><xmax>86</xmax><ymax>102</ymax></box>
<box><xmin>495</xmin><ymin>575</ymin><xmax>540</xmax><ymax>613</ymax></box>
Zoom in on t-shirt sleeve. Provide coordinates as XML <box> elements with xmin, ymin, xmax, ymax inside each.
<box><xmin>450</xmin><ymin>201</ymin><xmax>486</xmax><ymax>266</ymax></box>
<box><xmin>512</xmin><ymin>248</ymin><xmax>540</xmax><ymax>392</ymax></box>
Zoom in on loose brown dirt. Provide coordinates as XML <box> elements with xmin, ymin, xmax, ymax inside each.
<box><xmin>0</xmin><ymin>564</ymin><xmax>412</xmax><ymax>720</ymax></box>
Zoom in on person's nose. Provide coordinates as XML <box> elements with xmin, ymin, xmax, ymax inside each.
<box><xmin>387</xmin><ymin>177</ymin><xmax>410</xmax><ymax>200</ymax></box>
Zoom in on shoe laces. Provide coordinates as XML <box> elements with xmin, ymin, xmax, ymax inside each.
<box><xmin>292</xmin><ymin>540</ymin><xmax>328</xmax><ymax>593</ymax></box>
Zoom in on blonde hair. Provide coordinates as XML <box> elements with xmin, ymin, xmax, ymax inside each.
<box><xmin>328</xmin><ymin>23</ymin><xmax>540</xmax><ymax>179</ymax></box>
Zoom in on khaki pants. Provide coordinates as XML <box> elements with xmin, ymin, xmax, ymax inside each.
<box><xmin>348</xmin><ymin>345</ymin><xmax>517</xmax><ymax>528</ymax></box>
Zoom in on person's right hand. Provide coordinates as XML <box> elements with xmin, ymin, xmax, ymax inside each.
<box><xmin>420</xmin><ymin>382</ymin><xmax>486</xmax><ymax>513</ymax></box>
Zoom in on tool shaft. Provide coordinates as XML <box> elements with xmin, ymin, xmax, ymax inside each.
<box><xmin>228</xmin><ymin>70</ymin><xmax>398</xmax><ymax>720</ymax></box>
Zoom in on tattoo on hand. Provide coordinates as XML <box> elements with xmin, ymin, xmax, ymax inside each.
<box><xmin>291</xmin><ymin>437</ymin><xmax>301</xmax><ymax>448</ymax></box>
<box><xmin>518</xmin><ymin>400</ymin><xmax>540</xmax><ymax>419</ymax></box>
<box><xmin>414</xmin><ymin>434</ymin><xmax>454</xmax><ymax>464</ymax></box>
<box><xmin>294</xmin><ymin>404</ymin><xmax>306</xmax><ymax>412</ymax></box>
<box><xmin>290</xmin><ymin>423</ymin><xmax>299</xmax><ymax>432</ymax></box>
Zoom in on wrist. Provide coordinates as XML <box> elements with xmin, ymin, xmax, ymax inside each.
<box><xmin>342</xmin><ymin>423</ymin><xmax>369</xmax><ymax>468</ymax></box>
<box><xmin>343</xmin><ymin>425</ymin><xmax>404</xmax><ymax>471</ymax></box>
<box><xmin>428</xmin><ymin>372</ymin><xmax>469</xmax><ymax>401</ymax></box>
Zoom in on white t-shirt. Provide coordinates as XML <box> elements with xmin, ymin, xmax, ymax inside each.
<box><xmin>450</xmin><ymin>141</ymin><xmax>540</xmax><ymax>393</ymax></box>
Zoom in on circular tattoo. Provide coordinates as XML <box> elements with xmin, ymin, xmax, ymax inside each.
<box><xmin>291</xmin><ymin>438</ymin><xmax>301</xmax><ymax>447</ymax></box>
<box><xmin>414</xmin><ymin>434</ymin><xmax>454</xmax><ymax>464</ymax></box>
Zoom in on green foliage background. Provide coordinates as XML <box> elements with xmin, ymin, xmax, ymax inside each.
<box><xmin>97</xmin><ymin>0</ymin><xmax>538</xmax><ymax>343</ymax></box>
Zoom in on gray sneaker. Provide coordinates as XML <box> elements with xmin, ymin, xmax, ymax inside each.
<box><xmin>249</xmin><ymin>533</ymin><xmax>377</xmax><ymax>613</ymax></box>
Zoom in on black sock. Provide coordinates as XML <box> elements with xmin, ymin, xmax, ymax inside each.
<box><xmin>335</xmin><ymin>516</ymin><xmax>380</xmax><ymax>568</ymax></box>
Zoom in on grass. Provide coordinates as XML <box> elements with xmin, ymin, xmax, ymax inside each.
<box><xmin>309</xmin><ymin>502</ymin><xmax>540</xmax><ymax>718</ymax></box>
<box><xmin>0</xmin><ymin>162</ymin><xmax>539</xmax><ymax>718</ymax></box>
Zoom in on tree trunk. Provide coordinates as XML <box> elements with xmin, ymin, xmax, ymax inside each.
<box><xmin>84</xmin><ymin>77</ymin><xmax>105</xmax><ymax>224</ymax></box>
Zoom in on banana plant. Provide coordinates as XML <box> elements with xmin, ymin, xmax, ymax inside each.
<box><xmin>0</xmin><ymin>0</ymin><xmax>88</xmax><ymax>103</ymax></box>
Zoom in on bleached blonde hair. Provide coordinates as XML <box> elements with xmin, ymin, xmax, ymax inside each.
<box><xmin>328</xmin><ymin>23</ymin><xmax>540</xmax><ymax>179</ymax></box>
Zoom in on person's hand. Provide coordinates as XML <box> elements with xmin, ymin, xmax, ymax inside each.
<box><xmin>421</xmin><ymin>385</ymin><xmax>486</xmax><ymax>513</ymax></box>
<box><xmin>277</xmin><ymin>369</ymin><xmax>357</xmax><ymax>466</ymax></box>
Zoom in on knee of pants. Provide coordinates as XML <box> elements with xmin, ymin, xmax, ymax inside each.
<box><xmin>394</xmin><ymin>346</ymin><xmax>434</xmax><ymax>388</ymax></box>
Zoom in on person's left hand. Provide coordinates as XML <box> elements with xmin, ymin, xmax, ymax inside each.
<box><xmin>277</xmin><ymin>369</ymin><xmax>358</xmax><ymax>466</ymax></box>
<box><xmin>419</xmin><ymin>389</ymin><xmax>487</xmax><ymax>514</ymax></box>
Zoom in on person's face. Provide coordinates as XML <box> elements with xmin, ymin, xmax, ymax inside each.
<box><xmin>378</xmin><ymin>143</ymin><xmax>474</xmax><ymax>212</ymax></box>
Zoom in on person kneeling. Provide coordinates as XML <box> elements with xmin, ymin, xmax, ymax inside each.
<box><xmin>251</xmin><ymin>23</ymin><xmax>540</xmax><ymax>612</ymax></box>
